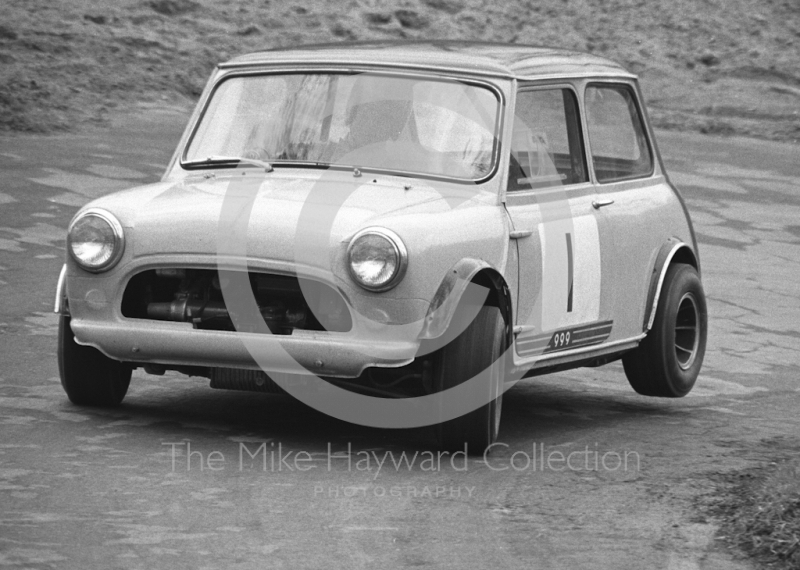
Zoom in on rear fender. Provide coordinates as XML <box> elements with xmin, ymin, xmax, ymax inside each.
<box><xmin>643</xmin><ymin>239</ymin><xmax>699</xmax><ymax>332</ymax></box>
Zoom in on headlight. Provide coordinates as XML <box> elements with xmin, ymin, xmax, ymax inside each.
<box><xmin>67</xmin><ymin>208</ymin><xmax>125</xmax><ymax>272</ymax></box>
<box><xmin>347</xmin><ymin>228</ymin><xmax>408</xmax><ymax>292</ymax></box>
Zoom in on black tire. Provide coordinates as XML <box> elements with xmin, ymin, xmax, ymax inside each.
<box><xmin>623</xmin><ymin>263</ymin><xmax>707</xmax><ymax>397</ymax></box>
<box><xmin>434</xmin><ymin>304</ymin><xmax>507</xmax><ymax>454</ymax></box>
<box><xmin>58</xmin><ymin>315</ymin><xmax>131</xmax><ymax>406</ymax></box>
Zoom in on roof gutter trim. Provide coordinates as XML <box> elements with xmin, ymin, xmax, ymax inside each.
<box><xmin>217</xmin><ymin>60</ymin><xmax>636</xmax><ymax>81</ymax></box>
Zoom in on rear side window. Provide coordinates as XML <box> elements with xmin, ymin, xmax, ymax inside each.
<box><xmin>585</xmin><ymin>84</ymin><xmax>653</xmax><ymax>183</ymax></box>
<box><xmin>508</xmin><ymin>88</ymin><xmax>587</xmax><ymax>192</ymax></box>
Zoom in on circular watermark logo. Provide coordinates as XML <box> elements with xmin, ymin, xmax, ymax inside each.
<box><xmin>213</xmin><ymin>71</ymin><xmax>576</xmax><ymax>428</ymax></box>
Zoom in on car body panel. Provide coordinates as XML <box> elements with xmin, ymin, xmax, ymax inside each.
<box><xmin>594</xmin><ymin>177</ymin><xmax>696</xmax><ymax>339</ymax></box>
<box><xmin>64</xmin><ymin>170</ymin><xmax>512</xmax><ymax>376</ymax></box>
<box><xmin>505</xmin><ymin>183</ymin><xmax>616</xmax><ymax>360</ymax></box>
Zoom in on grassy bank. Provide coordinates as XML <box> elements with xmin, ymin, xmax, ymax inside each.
<box><xmin>1</xmin><ymin>0</ymin><xmax>799</xmax><ymax>141</ymax></box>
<box><xmin>708</xmin><ymin>458</ymin><xmax>800</xmax><ymax>569</ymax></box>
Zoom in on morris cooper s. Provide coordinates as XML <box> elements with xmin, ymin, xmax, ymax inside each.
<box><xmin>56</xmin><ymin>42</ymin><xmax>707</xmax><ymax>452</ymax></box>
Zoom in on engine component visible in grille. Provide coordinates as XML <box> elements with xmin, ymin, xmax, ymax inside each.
<box><xmin>121</xmin><ymin>269</ymin><xmax>352</xmax><ymax>333</ymax></box>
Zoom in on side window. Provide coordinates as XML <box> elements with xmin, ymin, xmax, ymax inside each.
<box><xmin>585</xmin><ymin>84</ymin><xmax>653</xmax><ymax>183</ymax></box>
<box><xmin>508</xmin><ymin>88</ymin><xmax>587</xmax><ymax>192</ymax></box>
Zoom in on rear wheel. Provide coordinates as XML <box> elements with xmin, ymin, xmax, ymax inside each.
<box><xmin>623</xmin><ymin>263</ymin><xmax>707</xmax><ymax>397</ymax></box>
<box><xmin>434</xmin><ymin>304</ymin><xmax>507</xmax><ymax>454</ymax></box>
<box><xmin>58</xmin><ymin>315</ymin><xmax>131</xmax><ymax>406</ymax></box>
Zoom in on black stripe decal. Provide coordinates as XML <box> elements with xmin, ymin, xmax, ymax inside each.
<box><xmin>566</xmin><ymin>232</ymin><xmax>573</xmax><ymax>313</ymax></box>
<box><xmin>517</xmin><ymin>329</ymin><xmax>612</xmax><ymax>347</ymax></box>
<box><xmin>517</xmin><ymin>321</ymin><xmax>613</xmax><ymax>344</ymax></box>
<box><xmin>516</xmin><ymin>320</ymin><xmax>614</xmax><ymax>357</ymax></box>
<box><xmin>570</xmin><ymin>325</ymin><xmax>612</xmax><ymax>342</ymax></box>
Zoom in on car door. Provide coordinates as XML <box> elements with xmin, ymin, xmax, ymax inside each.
<box><xmin>583</xmin><ymin>81</ymin><xmax>680</xmax><ymax>339</ymax></box>
<box><xmin>504</xmin><ymin>84</ymin><xmax>615</xmax><ymax>362</ymax></box>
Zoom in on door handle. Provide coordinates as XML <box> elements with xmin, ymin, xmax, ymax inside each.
<box><xmin>509</xmin><ymin>229</ymin><xmax>533</xmax><ymax>239</ymax></box>
<box><xmin>592</xmin><ymin>198</ymin><xmax>615</xmax><ymax>209</ymax></box>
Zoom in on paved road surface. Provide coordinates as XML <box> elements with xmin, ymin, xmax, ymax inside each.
<box><xmin>0</xmin><ymin>111</ymin><xmax>798</xmax><ymax>569</ymax></box>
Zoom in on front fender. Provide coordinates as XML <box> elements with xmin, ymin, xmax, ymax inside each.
<box><xmin>418</xmin><ymin>258</ymin><xmax>501</xmax><ymax>340</ymax></box>
<box><xmin>54</xmin><ymin>264</ymin><xmax>69</xmax><ymax>315</ymax></box>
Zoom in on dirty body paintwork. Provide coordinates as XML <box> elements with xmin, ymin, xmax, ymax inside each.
<box><xmin>59</xmin><ymin>42</ymin><xmax>699</xmax><ymax>380</ymax></box>
<box><xmin>66</xmin><ymin>171</ymin><xmax>509</xmax><ymax>377</ymax></box>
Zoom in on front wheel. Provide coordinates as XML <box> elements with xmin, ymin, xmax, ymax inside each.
<box><xmin>434</xmin><ymin>305</ymin><xmax>508</xmax><ymax>454</ymax></box>
<box><xmin>58</xmin><ymin>315</ymin><xmax>131</xmax><ymax>406</ymax></box>
<box><xmin>623</xmin><ymin>263</ymin><xmax>707</xmax><ymax>397</ymax></box>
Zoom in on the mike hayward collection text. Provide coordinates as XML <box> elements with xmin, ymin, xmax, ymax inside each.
<box><xmin>162</xmin><ymin>441</ymin><xmax>641</xmax><ymax>477</ymax></box>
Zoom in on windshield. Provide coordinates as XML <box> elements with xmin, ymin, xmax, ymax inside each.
<box><xmin>183</xmin><ymin>72</ymin><xmax>501</xmax><ymax>181</ymax></box>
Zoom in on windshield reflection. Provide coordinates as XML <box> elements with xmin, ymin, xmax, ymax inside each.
<box><xmin>184</xmin><ymin>73</ymin><xmax>500</xmax><ymax>181</ymax></box>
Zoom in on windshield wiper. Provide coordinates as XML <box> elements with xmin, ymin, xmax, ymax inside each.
<box><xmin>184</xmin><ymin>156</ymin><xmax>274</xmax><ymax>172</ymax></box>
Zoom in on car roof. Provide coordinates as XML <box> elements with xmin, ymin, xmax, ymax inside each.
<box><xmin>219</xmin><ymin>41</ymin><xmax>636</xmax><ymax>81</ymax></box>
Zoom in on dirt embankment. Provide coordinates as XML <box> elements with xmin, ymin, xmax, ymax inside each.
<box><xmin>1</xmin><ymin>0</ymin><xmax>799</xmax><ymax>142</ymax></box>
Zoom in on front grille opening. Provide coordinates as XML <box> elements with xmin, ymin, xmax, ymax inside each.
<box><xmin>121</xmin><ymin>269</ymin><xmax>351</xmax><ymax>334</ymax></box>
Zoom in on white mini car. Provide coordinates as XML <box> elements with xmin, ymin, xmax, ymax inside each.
<box><xmin>56</xmin><ymin>42</ymin><xmax>707</xmax><ymax>450</ymax></box>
